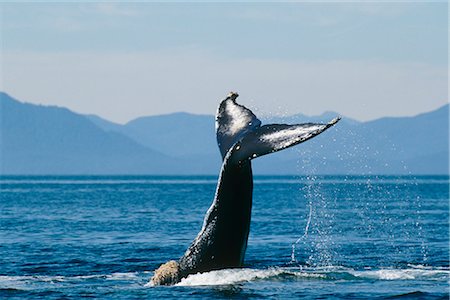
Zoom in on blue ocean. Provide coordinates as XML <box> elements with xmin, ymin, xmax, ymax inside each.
<box><xmin>1</xmin><ymin>175</ymin><xmax>448</xmax><ymax>299</ymax></box>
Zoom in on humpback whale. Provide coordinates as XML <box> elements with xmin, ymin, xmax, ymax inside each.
<box><xmin>150</xmin><ymin>92</ymin><xmax>340</xmax><ymax>285</ymax></box>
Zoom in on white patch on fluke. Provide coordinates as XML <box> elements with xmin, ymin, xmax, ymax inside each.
<box><xmin>260</xmin><ymin>125</ymin><xmax>325</xmax><ymax>150</ymax></box>
<box><xmin>221</xmin><ymin>101</ymin><xmax>253</xmax><ymax>136</ymax></box>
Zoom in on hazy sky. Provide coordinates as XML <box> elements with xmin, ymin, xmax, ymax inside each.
<box><xmin>1</xmin><ymin>2</ymin><xmax>448</xmax><ymax>123</ymax></box>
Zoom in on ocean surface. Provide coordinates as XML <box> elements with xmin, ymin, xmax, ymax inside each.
<box><xmin>0</xmin><ymin>175</ymin><xmax>448</xmax><ymax>299</ymax></box>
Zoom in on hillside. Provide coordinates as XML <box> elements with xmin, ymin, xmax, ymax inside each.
<box><xmin>0</xmin><ymin>92</ymin><xmax>180</xmax><ymax>174</ymax></box>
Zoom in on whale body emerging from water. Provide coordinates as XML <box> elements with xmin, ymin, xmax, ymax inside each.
<box><xmin>150</xmin><ymin>92</ymin><xmax>340</xmax><ymax>285</ymax></box>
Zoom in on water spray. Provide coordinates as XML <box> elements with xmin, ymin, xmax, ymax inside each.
<box><xmin>291</xmin><ymin>200</ymin><xmax>313</xmax><ymax>263</ymax></box>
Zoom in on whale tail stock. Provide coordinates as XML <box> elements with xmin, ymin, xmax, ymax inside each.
<box><xmin>216</xmin><ymin>92</ymin><xmax>341</xmax><ymax>163</ymax></box>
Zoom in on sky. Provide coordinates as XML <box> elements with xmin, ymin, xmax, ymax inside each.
<box><xmin>0</xmin><ymin>1</ymin><xmax>448</xmax><ymax>123</ymax></box>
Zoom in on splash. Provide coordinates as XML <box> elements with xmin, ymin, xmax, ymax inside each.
<box><xmin>291</xmin><ymin>200</ymin><xmax>313</xmax><ymax>263</ymax></box>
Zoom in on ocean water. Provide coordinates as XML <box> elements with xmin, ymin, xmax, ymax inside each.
<box><xmin>0</xmin><ymin>175</ymin><xmax>448</xmax><ymax>299</ymax></box>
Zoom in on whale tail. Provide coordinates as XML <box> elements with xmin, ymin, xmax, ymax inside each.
<box><xmin>151</xmin><ymin>93</ymin><xmax>341</xmax><ymax>286</ymax></box>
<box><xmin>216</xmin><ymin>93</ymin><xmax>340</xmax><ymax>163</ymax></box>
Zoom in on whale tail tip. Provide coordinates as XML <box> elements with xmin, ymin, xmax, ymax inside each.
<box><xmin>329</xmin><ymin>116</ymin><xmax>341</xmax><ymax>126</ymax></box>
<box><xmin>227</xmin><ymin>91</ymin><xmax>239</xmax><ymax>101</ymax></box>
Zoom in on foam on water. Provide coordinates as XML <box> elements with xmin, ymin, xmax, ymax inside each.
<box><xmin>106</xmin><ymin>272</ymin><xmax>139</xmax><ymax>280</ymax></box>
<box><xmin>174</xmin><ymin>268</ymin><xmax>324</xmax><ymax>286</ymax></box>
<box><xmin>160</xmin><ymin>265</ymin><xmax>449</xmax><ymax>287</ymax></box>
<box><xmin>350</xmin><ymin>267</ymin><xmax>450</xmax><ymax>281</ymax></box>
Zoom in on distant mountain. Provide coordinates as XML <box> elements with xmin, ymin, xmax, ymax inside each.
<box><xmin>1</xmin><ymin>92</ymin><xmax>448</xmax><ymax>175</ymax></box>
<box><xmin>0</xmin><ymin>92</ymin><xmax>181</xmax><ymax>174</ymax></box>
<box><xmin>87</xmin><ymin>112</ymin><xmax>222</xmax><ymax>173</ymax></box>
<box><xmin>86</xmin><ymin>114</ymin><xmax>124</xmax><ymax>133</ymax></box>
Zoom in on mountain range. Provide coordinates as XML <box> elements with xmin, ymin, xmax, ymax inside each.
<box><xmin>1</xmin><ymin>92</ymin><xmax>448</xmax><ymax>175</ymax></box>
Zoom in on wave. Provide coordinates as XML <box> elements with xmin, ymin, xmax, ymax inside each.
<box><xmin>0</xmin><ymin>272</ymin><xmax>141</xmax><ymax>291</ymax></box>
<box><xmin>350</xmin><ymin>265</ymin><xmax>449</xmax><ymax>281</ymax></box>
<box><xmin>175</xmin><ymin>268</ymin><xmax>324</xmax><ymax>286</ymax></box>
<box><xmin>167</xmin><ymin>265</ymin><xmax>450</xmax><ymax>287</ymax></box>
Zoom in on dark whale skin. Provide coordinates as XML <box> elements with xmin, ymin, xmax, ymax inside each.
<box><xmin>178</xmin><ymin>156</ymin><xmax>253</xmax><ymax>279</ymax></box>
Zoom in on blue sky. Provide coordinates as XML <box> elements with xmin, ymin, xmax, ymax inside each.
<box><xmin>1</xmin><ymin>2</ymin><xmax>448</xmax><ymax>123</ymax></box>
